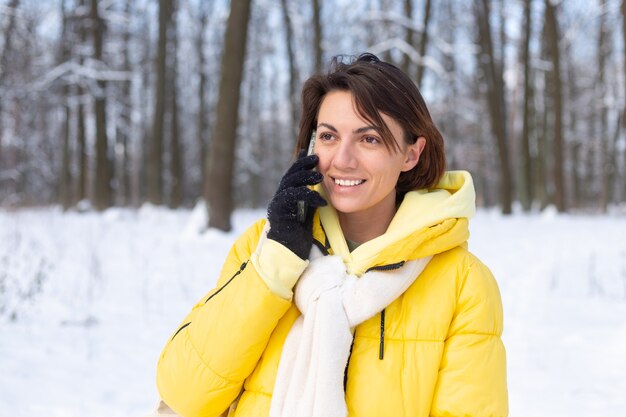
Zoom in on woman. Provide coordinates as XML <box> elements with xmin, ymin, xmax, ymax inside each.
<box><xmin>156</xmin><ymin>53</ymin><xmax>508</xmax><ymax>417</ymax></box>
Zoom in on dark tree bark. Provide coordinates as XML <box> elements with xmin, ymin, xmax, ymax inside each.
<box><xmin>400</xmin><ymin>0</ymin><xmax>414</xmax><ymax>75</ymax></box>
<box><xmin>60</xmin><ymin>98</ymin><xmax>72</xmax><ymax>210</ymax></box>
<box><xmin>474</xmin><ymin>0</ymin><xmax>513</xmax><ymax>214</ymax></box>
<box><xmin>169</xmin><ymin>0</ymin><xmax>183</xmax><ymax>208</ymax></box>
<box><xmin>0</xmin><ymin>0</ymin><xmax>20</xmax><ymax>134</ymax></box>
<box><xmin>312</xmin><ymin>0</ymin><xmax>323</xmax><ymax>73</ymax></box>
<box><xmin>137</xmin><ymin>12</ymin><xmax>152</xmax><ymax>206</ymax></box>
<box><xmin>598</xmin><ymin>0</ymin><xmax>610</xmax><ymax>211</ymax></box>
<box><xmin>544</xmin><ymin>0</ymin><xmax>566</xmax><ymax>212</ymax></box>
<box><xmin>622</xmin><ymin>0</ymin><xmax>626</xmax><ymax>131</ymax></box>
<box><xmin>519</xmin><ymin>0</ymin><xmax>533</xmax><ymax>211</ymax></box>
<box><xmin>595</xmin><ymin>0</ymin><xmax>618</xmax><ymax>211</ymax></box>
<box><xmin>438</xmin><ymin>0</ymin><xmax>461</xmax><ymax>163</ymax></box>
<box><xmin>59</xmin><ymin>0</ymin><xmax>72</xmax><ymax>210</ymax></box>
<box><xmin>196</xmin><ymin>2</ymin><xmax>212</xmax><ymax>192</ymax></box>
<box><xmin>0</xmin><ymin>0</ymin><xmax>21</xmax><ymax>195</ymax></box>
<box><xmin>91</xmin><ymin>0</ymin><xmax>113</xmax><ymax>210</ymax></box>
<box><xmin>623</xmin><ymin>0</ymin><xmax>626</xmax><ymax>201</ymax></box>
<box><xmin>77</xmin><ymin>98</ymin><xmax>87</xmax><ymax>202</ymax></box>
<box><xmin>414</xmin><ymin>0</ymin><xmax>432</xmax><ymax>88</ymax></box>
<box><xmin>566</xmin><ymin>50</ymin><xmax>581</xmax><ymax>208</ymax></box>
<box><xmin>205</xmin><ymin>0</ymin><xmax>252</xmax><ymax>231</ymax></box>
<box><xmin>76</xmin><ymin>0</ymin><xmax>88</xmax><ymax>203</ymax></box>
<box><xmin>609</xmin><ymin>114</ymin><xmax>622</xmax><ymax>204</ymax></box>
<box><xmin>148</xmin><ymin>0</ymin><xmax>171</xmax><ymax>205</ymax></box>
<box><xmin>280</xmin><ymin>0</ymin><xmax>300</xmax><ymax>138</ymax></box>
<box><xmin>535</xmin><ymin>68</ymin><xmax>549</xmax><ymax>209</ymax></box>
<box><xmin>115</xmin><ymin>0</ymin><xmax>133</xmax><ymax>206</ymax></box>
<box><xmin>583</xmin><ymin>91</ymin><xmax>597</xmax><ymax>206</ymax></box>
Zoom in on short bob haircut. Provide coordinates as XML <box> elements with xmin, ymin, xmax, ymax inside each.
<box><xmin>296</xmin><ymin>53</ymin><xmax>446</xmax><ymax>193</ymax></box>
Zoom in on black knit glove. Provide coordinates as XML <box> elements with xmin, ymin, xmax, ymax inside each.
<box><xmin>267</xmin><ymin>150</ymin><xmax>327</xmax><ymax>260</ymax></box>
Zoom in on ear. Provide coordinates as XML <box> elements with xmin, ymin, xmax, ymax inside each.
<box><xmin>401</xmin><ymin>136</ymin><xmax>426</xmax><ymax>172</ymax></box>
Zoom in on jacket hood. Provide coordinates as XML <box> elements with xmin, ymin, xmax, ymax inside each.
<box><xmin>312</xmin><ymin>170</ymin><xmax>476</xmax><ymax>276</ymax></box>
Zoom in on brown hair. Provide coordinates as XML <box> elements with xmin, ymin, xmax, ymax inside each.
<box><xmin>296</xmin><ymin>53</ymin><xmax>446</xmax><ymax>192</ymax></box>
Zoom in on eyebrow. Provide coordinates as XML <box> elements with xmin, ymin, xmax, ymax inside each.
<box><xmin>316</xmin><ymin>122</ymin><xmax>379</xmax><ymax>134</ymax></box>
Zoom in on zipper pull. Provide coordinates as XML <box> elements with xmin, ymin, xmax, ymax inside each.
<box><xmin>379</xmin><ymin>309</ymin><xmax>385</xmax><ymax>360</ymax></box>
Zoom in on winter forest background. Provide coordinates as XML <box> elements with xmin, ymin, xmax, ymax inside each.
<box><xmin>1</xmin><ymin>0</ymin><xmax>626</xmax><ymax>223</ymax></box>
<box><xmin>1</xmin><ymin>0</ymin><xmax>626</xmax><ymax>416</ymax></box>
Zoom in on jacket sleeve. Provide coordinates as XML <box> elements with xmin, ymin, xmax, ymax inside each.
<box><xmin>156</xmin><ymin>219</ymin><xmax>304</xmax><ymax>417</ymax></box>
<box><xmin>430</xmin><ymin>255</ymin><xmax>509</xmax><ymax>417</ymax></box>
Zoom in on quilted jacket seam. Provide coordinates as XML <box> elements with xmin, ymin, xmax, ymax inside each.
<box><xmin>183</xmin><ymin>326</ymin><xmax>240</xmax><ymax>386</ymax></box>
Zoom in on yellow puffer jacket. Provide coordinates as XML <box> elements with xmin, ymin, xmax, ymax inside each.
<box><xmin>156</xmin><ymin>171</ymin><xmax>508</xmax><ymax>417</ymax></box>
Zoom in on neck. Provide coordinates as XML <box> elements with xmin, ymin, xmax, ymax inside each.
<box><xmin>338</xmin><ymin>196</ymin><xmax>397</xmax><ymax>244</ymax></box>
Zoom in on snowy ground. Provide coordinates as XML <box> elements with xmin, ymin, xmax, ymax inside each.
<box><xmin>0</xmin><ymin>204</ymin><xmax>625</xmax><ymax>417</ymax></box>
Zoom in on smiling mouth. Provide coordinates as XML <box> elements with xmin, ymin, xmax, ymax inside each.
<box><xmin>333</xmin><ymin>178</ymin><xmax>365</xmax><ymax>187</ymax></box>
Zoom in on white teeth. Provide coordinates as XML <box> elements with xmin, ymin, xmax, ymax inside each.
<box><xmin>334</xmin><ymin>178</ymin><xmax>364</xmax><ymax>186</ymax></box>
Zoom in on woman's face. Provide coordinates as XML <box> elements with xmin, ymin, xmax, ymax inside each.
<box><xmin>314</xmin><ymin>90</ymin><xmax>424</xmax><ymax>222</ymax></box>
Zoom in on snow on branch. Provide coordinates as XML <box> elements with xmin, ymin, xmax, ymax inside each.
<box><xmin>363</xmin><ymin>10</ymin><xmax>424</xmax><ymax>34</ymax></box>
<box><xmin>31</xmin><ymin>59</ymin><xmax>131</xmax><ymax>92</ymax></box>
<box><xmin>368</xmin><ymin>37</ymin><xmax>449</xmax><ymax>81</ymax></box>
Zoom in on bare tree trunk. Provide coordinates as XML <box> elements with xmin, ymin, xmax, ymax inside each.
<box><xmin>544</xmin><ymin>0</ymin><xmax>566</xmax><ymax>212</ymax></box>
<box><xmin>0</xmin><ymin>0</ymin><xmax>21</xmax><ymax>194</ymax></box>
<box><xmin>77</xmin><ymin>96</ymin><xmax>87</xmax><ymax>202</ymax></box>
<box><xmin>60</xmin><ymin>98</ymin><xmax>72</xmax><ymax>210</ymax></box>
<box><xmin>169</xmin><ymin>0</ymin><xmax>183</xmax><ymax>208</ymax></box>
<box><xmin>622</xmin><ymin>0</ymin><xmax>626</xmax><ymax>131</ymax></box>
<box><xmin>205</xmin><ymin>0</ymin><xmax>252</xmax><ymax>231</ymax></box>
<box><xmin>623</xmin><ymin>0</ymin><xmax>626</xmax><ymax>201</ymax></box>
<box><xmin>91</xmin><ymin>0</ymin><xmax>112</xmax><ymax>210</ymax></box>
<box><xmin>400</xmin><ymin>0</ymin><xmax>413</xmax><ymax>75</ymax></box>
<box><xmin>148</xmin><ymin>0</ymin><xmax>171</xmax><ymax>205</ymax></box>
<box><xmin>567</xmin><ymin>52</ymin><xmax>581</xmax><ymax>208</ymax></box>
<box><xmin>609</xmin><ymin>114</ymin><xmax>622</xmax><ymax>204</ymax></box>
<box><xmin>597</xmin><ymin>0</ymin><xmax>609</xmax><ymax>211</ymax></box>
<box><xmin>280</xmin><ymin>0</ymin><xmax>300</xmax><ymax>138</ymax></box>
<box><xmin>241</xmin><ymin>42</ymin><xmax>261</xmax><ymax>207</ymax></box>
<box><xmin>438</xmin><ymin>0</ymin><xmax>460</xmax><ymax>157</ymax></box>
<box><xmin>196</xmin><ymin>3</ymin><xmax>211</xmax><ymax>193</ymax></box>
<box><xmin>312</xmin><ymin>0</ymin><xmax>323</xmax><ymax>73</ymax></box>
<box><xmin>414</xmin><ymin>0</ymin><xmax>432</xmax><ymax>88</ymax></box>
<box><xmin>115</xmin><ymin>0</ymin><xmax>133</xmax><ymax>206</ymax></box>
<box><xmin>474</xmin><ymin>0</ymin><xmax>513</xmax><ymax>214</ymax></box>
<box><xmin>519</xmin><ymin>0</ymin><xmax>533</xmax><ymax>211</ymax></box>
<box><xmin>59</xmin><ymin>0</ymin><xmax>72</xmax><ymax>210</ymax></box>
<box><xmin>139</xmin><ymin>15</ymin><xmax>152</xmax><ymax>205</ymax></box>
<box><xmin>536</xmin><ymin>72</ymin><xmax>549</xmax><ymax>209</ymax></box>
<box><xmin>595</xmin><ymin>0</ymin><xmax>617</xmax><ymax>211</ymax></box>
<box><xmin>76</xmin><ymin>0</ymin><xmax>88</xmax><ymax>204</ymax></box>
<box><xmin>584</xmin><ymin>99</ymin><xmax>597</xmax><ymax>207</ymax></box>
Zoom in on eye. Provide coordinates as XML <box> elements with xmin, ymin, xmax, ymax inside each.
<box><xmin>319</xmin><ymin>132</ymin><xmax>335</xmax><ymax>142</ymax></box>
<box><xmin>363</xmin><ymin>135</ymin><xmax>380</xmax><ymax>145</ymax></box>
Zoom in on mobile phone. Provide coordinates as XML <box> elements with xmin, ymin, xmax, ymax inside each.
<box><xmin>297</xmin><ymin>131</ymin><xmax>317</xmax><ymax>223</ymax></box>
<box><xmin>306</xmin><ymin>130</ymin><xmax>316</xmax><ymax>156</ymax></box>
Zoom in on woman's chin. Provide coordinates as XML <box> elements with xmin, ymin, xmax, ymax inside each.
<box><xmin>328</xmin><ymin>198</ymin><xmax>365</xmax><ymax>215</ymax></box>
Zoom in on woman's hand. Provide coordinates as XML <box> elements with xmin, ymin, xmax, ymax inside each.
<box><xmin>267</xmin><ymin>150</ymin><xmax>327</xmax><ymax>260</ymax></box>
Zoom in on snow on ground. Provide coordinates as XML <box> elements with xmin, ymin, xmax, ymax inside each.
<box><xmin>0</xmin><ymin>205</ymin><xmax>625</xmax><ymax>416</ymax></box>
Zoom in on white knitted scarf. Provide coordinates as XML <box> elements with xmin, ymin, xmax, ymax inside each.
<box><xmin>269</xmin><ymin>246</ymin><xmax>432</xmax><ymax>417</ymax></box>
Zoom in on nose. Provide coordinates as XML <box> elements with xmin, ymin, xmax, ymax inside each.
<box><xmin>331</xmin><ymin>141</ymin><xmax>358</xmax><ymax>170</ymax></box>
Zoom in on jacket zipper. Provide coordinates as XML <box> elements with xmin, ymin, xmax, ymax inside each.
<box><xmin>204</xmin><ymin>260</ymin><xmax>249</xmax><ymax>304</ymax></box>
<box><xmin>312</xmin><ymin>238</ymin><xmax>330</xmax><ymax>255</ymax></box>
<box><xmin>170</xmin><ymin>321</ymin><xmax>191</xmax><ymax>341</ymax></box>
<box><xmin>365</xmin><ymin>261</ymin><xmax>405</xmax><ymax>361</ymax></box>
<box><xmin>170</xmin><ymin>260</ymin><xmax>249</xmax><ymax>342</ymax></box>
<box><xmin>379</xmin><ymin>309</ymin><xmax>386</xmax><ymax>360</ymax></box>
